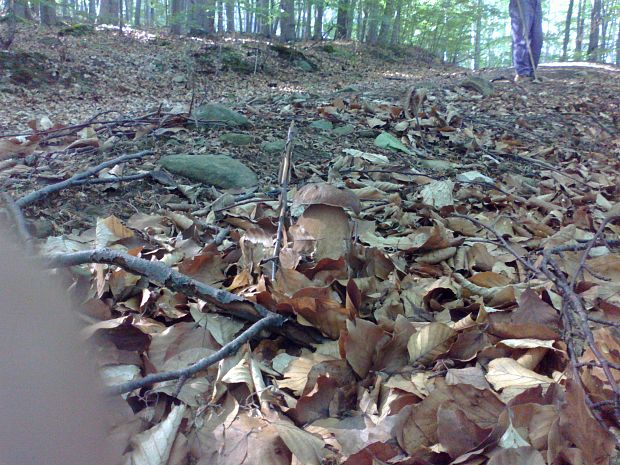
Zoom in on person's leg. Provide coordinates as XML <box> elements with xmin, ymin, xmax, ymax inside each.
<box><xmin>529</xmin><ymin>0</ymin><xmax>544</xmax><ymax>68</ymax></box>
<box><xmin>510</xmin><ymin>0</ymin><xmax>534</xmax><ymax>76</ymax></box>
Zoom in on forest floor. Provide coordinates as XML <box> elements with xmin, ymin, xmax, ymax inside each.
<box><xmin>1</xmin><ymin>24</ymin><xmax>620</xmax><ymax>465</ymax></box>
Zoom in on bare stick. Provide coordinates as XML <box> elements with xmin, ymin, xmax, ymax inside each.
<box><xmin>271</xmin><ymin>121</ymin><xmax>296</xmax><ymax>281</ymax></box>
<box><xmin>109</xmin><ymin>311</ymin><xmax>285</xmax><ymax>395</ymax></box>
<box><xmin>16</xmin><ymin>150</ymin><xmax>153</xmax><ymax>208</ymax></box>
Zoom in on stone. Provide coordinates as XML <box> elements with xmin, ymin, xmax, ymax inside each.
<box><xmin>159</xmin><ymin>154</ymin><xmax>258</xmax><ymax>189</ymax></box>
<box><xmin>190</xmin><ymin>103</ymin><xmax>250</xmax><ymax>128</ymax></box>
<box><xmin>460</xmin><ymin>76</ymin><xmax>494</xmax><ymax>97</ymax></box>
<box><xmin>333</xmin><ymin>124</ymin><xmax>355</xmax><ymax>136</ymax></box>
<box><xmin>219</xmin><ymin>132</ymin><xmax>255</xmax><ymax>146</ymax></box>
<box><xmin>261</xmin><ymin>140</ymin><xmax>286</xmax><ymax>154</ymax></box>
<box><xmin>310</xmin><ymin>120</ymin><xmax>333</xmax><ymax>131</ymax></box>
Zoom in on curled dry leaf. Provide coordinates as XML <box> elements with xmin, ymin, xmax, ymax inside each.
<box><xmin>407</xmin><ymin>322</ymin><xmax>456</xmax><ymax>366</ymax></box>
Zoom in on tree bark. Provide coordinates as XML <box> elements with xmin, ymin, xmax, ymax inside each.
<box><xmin>204</xmin><ymin>0</ymin><xmax>216</xmax><ymax>33</ymax></box>
<box><xmin>313</xmin><ymin>0</ymin><xmax>323</xmax><ymax>39</ymax></box>
<box><xmin>99</xmin><ymin>0</ymin><xmax>119</xmax><ymax>24</ymax></box>
<box><xmin>587</xmin><ymin>0</ymin><xmax>602</xmax><ymax>61</ymax></box>
<box><xmin>280</xmin><ymin>0</ymin><xmax>295</xmax><ymax>41</ymax></box>
<box><xmin>303</xmin><ymin>0</ymin><xmax>312</xmax><ymax>39</ymax></box>
<box><xmin>134</xmin><ymin>0</ymin><xmax>141</xmax><ymax>25</ymax></box>
<box><xmin>14</xmin><ymin>0</ymin><xmax>33</xmax><ymax>19</ymax></box>
<box><xmin>365</xmin><ymin>0</ymin><xmax>380</xmax><ymax>44</ymax></box>
<box><xmin>346</xmin><ymin>0</ymin><xmax>356</xmax><ymax>39</ymax></box>
<box><xmin>225</xmin><ymin>0</ymin><xmax>235</xmax><ymax>32</ymax></box>
<box><xmin>40</xmin><ymin>0</ymin><xmax>58</xmax><ymax>25</ymax></box>
<box><xmin>616</xmin><ymin>20</ymin><xmax>620</xmax><ymax>65</ymax></box>
<box><xmin>473</xmin><ymin>0</ymin><xmax>482</xmax><ymax>69</ymax></box>
<box><xmin>575</xmin><ymin>0</ymin><xmax>584</xmax><ymax>56</ymax></box>
<box><xmin>378</xmin><ymin>0</ymin><xmax>395</xmax><ymax>46</ymax></box>
<box><xmin>335</xmin><ymin>0</ymin><xmax>348</xmax><ymax>39</ymax></box>
<box><xmin>217</xmin><ymin>0</ymin><xmax>224</xmax><ymax>32</ymax></box>
<box><xmin>562</xmin><ymin>0</ymin><xmax>574</xmax><ymax>60</ymax></box>
<box><xmin>169</xmin><ymin>0</ymin><xmax>183</xmax><ymax>33</ymax></box>
<box><xmin>390</xmin><ymin>0</ymin><xmax>402</xmax><ymax>45</ymax></box>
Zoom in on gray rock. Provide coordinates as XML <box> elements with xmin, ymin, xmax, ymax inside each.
<box><xmin>190</xmin><ymin>103</ymin><xmax>250</xmax><ymax>128</ymax></box>
<box><xmin>219</xmin><ymin>132</ymin><xmax>255</xmax><ymax>146</ymax></box>
<box><xmin>160</xmin><ymin>154</ymin><xmax>258</xmax><ymax>189</ymax></box>
<box><xmin>261</xmin><ymin>139</ymin><xmax>287</xmax><ymax>154</ymax></box>
<box><xmin>333</xmin><ymin>124</ymin><xmax>355</xmax><ymax>136</ymax></box>
<box><xmin>310</xmin><ymin>120</ymin><xmax>333</xmax><ymax>131</ymax></box>
<box><xmin>460</xmin><ymin>77</ymin><xmax>494</xmax><ymax>97</ymax></box>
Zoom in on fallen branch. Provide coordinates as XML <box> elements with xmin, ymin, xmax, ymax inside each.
<box><xmin>1</xmin><ymin>193</ymin><xmax>33</xmax><ymax>252</ymax></box>
<box><xmin>16</xmin><ymin>150</ymin><xmax>153</xmax><ymax>208</ymax></box>
<box><xmin>109</xmin><ymin>311</ymin><xmax>285</xmax><ymax>395</ymax></box>
<box><xmin>271</xmin><ymin>120</ymin><xmax>296</xmax><ymax>280</ymax></box>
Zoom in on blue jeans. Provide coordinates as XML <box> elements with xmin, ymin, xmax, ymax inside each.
<box><xmin>510</xmin><ymin>0</ymin><xmax>543</xmax><ymax>76</ymax></box>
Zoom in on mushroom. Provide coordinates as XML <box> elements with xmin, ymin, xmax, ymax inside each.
<box><xmin>289</xmin><ymin>183</ymin><xmax>360</xmax><ymax>261</ymax></box>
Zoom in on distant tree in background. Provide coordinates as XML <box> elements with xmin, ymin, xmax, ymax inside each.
<box><xmin>1</xmin><ymin>0</ymin><xmax>619</xmax><ymax>66</ymax></box>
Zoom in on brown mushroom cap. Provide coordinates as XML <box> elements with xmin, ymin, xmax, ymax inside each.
<box><xmin>292</xmin><ymin>182</ymin><xmax>361</xmax><ymax>215</ymax></box>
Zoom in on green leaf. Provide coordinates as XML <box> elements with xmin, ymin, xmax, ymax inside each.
<box><xmin>374</xmin><ymin>132</ymin><xmax>413</xmax><ymax>155</ymax></box>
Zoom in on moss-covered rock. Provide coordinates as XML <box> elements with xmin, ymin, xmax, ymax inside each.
<box><xmin>190</xmin><ymin>103</ymin><xmax>250</xmax><ymax>128</ymax></box>
<box><xmin>58</xmin><ymin>24</ymin><xmax>94</xmax><ymax>36</ymax></box>
<box><xmin>160</xmin><ymin>154</ymin><xmax>258</xmax><ymax>188</ymax></box>
<box><xmin>219</xmin><ymin>132</ymin><xmax>255</xmax><ymax>146</ymax></box>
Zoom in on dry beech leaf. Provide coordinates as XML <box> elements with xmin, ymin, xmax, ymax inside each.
<box><xmin>407</xmin><ymin>322</ymin><xmax>456</xmax><ymax>366</ymax></box>
<box><xmin>486</xmin><ymin>358</ymin><xmax>553</xmax><ymax>393</ymax></box>
<box><xmin>273</xmin><ymin>420</ymin><xmax>329</xmax><ymax>465</ymax></box>
<box><xmin>127</xmin><ymin>404</ymin><xmax>186</xmax><ymax>465</ymax></box>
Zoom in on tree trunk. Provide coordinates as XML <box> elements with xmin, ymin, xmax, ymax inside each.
<box><xmin>99</xmin><ymin>0</ymin><xmax>119</xmax><ymax>24</ymax></box>
<box><xmin>313</xmin><ymin>0</ymin><xmax>323</xmax><ymax>39</ymax></box>
<box><xmin>204</xmin><ymin>0</ymin><xmax>216</xmax><ymax>33</ymax></box>
<box><xmin>616</xmin><ymin>21</ymin><xmax>620</xmax><ymax>65</ymax></box>
<box><xmin>134</xmin><ymin>0</ymin><xmax>141</xmax><ymax>25</ymax></box>
<box><xmin>365</xmin><ymin>0</ymin><xmax>380</xmax><ymax>44</ymax></box>
<box><xmin>14</xmin><ymin>0</ymin><xmax>33</xmax><ymax>19</ymax></box>
<box><xmin>390</xmin><ymin>0</ymin><xmax>402</xmax><ymax>45</ymax></box>
<box><xmin>217</xmin><ymin>0</ymin><xmax>224</xmax><ymax>32</ymax></box>
<box><xmin>346</xmin><ymin>0</ymin><xmax>356</xmax><ymax>39</ymax></box>
<box><xmin>280</xmin><ymin>0</ymin><xmax>295</xmax><ymax>41</ymax></box>
<box><xmin>303</xmin><ymin>0</ymin><xmax>312</xmax><ymax>39</ymax></box>
<box><xmin>473</xmin><ymin>0</ymin><xmax>482</xmax><ymax>69</ymax></box>
<box><xmin>170</xmin><ymin>0</ymin><xmax>183</xmax><ymax>33</ymax></box>
<box><xmin>378</xmin><ymin>0</ymin><xmax>395</xmax><ymax>46</ymax></box>
<box><xmin>244</xmin><ymin>0</ymin><xmax>252</xmax><ymax>33</ymax></box>
<box><xmin>587</xmin><ymin>0</ymin><xmax>601</xmax><ymax>61</ymax></box>
<box><xmin>225</xmin><ymin>0</ymin><xmax>234</xmax><ymax>31</ymax></box>
<box><xmin>335</xmin><ymin>0</ymin><xmax>348</xmax><ymax>39</ymax></box>
<box><xmin>88</xmin><ymin>0</ymin><xmax>95</xmax><ymax>21</ymax></box>
<box><xmin>1</xmin><ymin>0</ymin><xmax>17</xmax><ymax>49</ymax></box>
<box><xmin>575</xmin><ymin>0</ymin><xmax>584</xmax><ymax>56</ymax></box>
<box><xmin>40</xmin><ymin>0</ymin><xmax>58</xmax><ymax>25</ymax></box>
<box><xmin>561</xmin><ymin>0</ymin><xmax>574</xmax><ymax>60</ymax></box>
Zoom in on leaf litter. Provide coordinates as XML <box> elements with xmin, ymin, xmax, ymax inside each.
<box><xmin>1</xmin><ymin>26</ymin><xmax>620</xmax><ymax>465</ymax></box>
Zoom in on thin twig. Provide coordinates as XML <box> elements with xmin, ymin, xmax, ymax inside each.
<box><xmin>16</xmin><ymin>150</ymin><xmax>153</xmax><ymax>208</ymax></box>
<box><xmin>271</xmin><ymin>121</ymin><xmax>296</xmax><ymax>281</ymax></box>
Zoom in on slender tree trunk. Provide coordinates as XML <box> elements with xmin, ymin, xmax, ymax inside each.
<box><xmin>473</xmin><ymin>0</ymin><xmax>482</xmax><ymax>69</ymax></box>
<box><xmin>575</xmin><ymin>0</ymin><xmax>585</xmax><ymax>56</ymax></box>
<box><xmin>1</xmin><ymin>0</ymin><xmax>17</xmax><ymax>49</ymax></box>
<box><xmin>88</xmin><ymin>0</ymin><xmax>96</xmax><ymax>21</ymax></box>
<box><xmin>313</xmin><ymin>0</ymin><xmax>323</xmax><ymax>40</ymax></box>
<box><xmin>346</xmin><ymin>0</ymin><xmax>356</xmax><ymax>39</ymax></box>
<box><xmin>562</xmin><ymin>0</ymin><xmax>574</xmax><ymax>60</ymax></box>
<box><xmin>217</xmin><ymin>0</ymin><xmax>223</xmax><ymax>32</ymax></box>
<box><xmin>303</xmin><ymin>0</ymin><xmax>312</xmax><ymax>39</ymax></box>
<box><xmin>335</xmin><ymin>0</ymin><xmax>348</xmax><ymax>39</ymax></box>
<box><xmin>378</xmin><ymin>0</ymin><xmax>395</xmax><ymax>46</ymax></box>
<box><xmin>587</xmin><ymin>0</ymin><xmax>602</xmax><ymax>61</ymax></box>
<box><xmin>14</xmin><ymin>0</ymin><xmax>33</xmax><ymax>19</ymax></box>
<box><xmin>390</xmin><ymin>0</ymin><xmax>402</xmax><ymax>44</ymax></box>
<box><xmin>225</xmin><ymin>0</ymin><xmax>235</xmax><ymax>31</ymax></box>
<box><xmin>358</xmin><ymin>0</ymin><xmax>365</xmax><ymax>41</ymax></box>
<box><xmin>134</xmin><ymin>0</ymin><xmax>141</xmax><ymax>24</ymax></box>
<box><xmin>170</xmin><ymin>0</ymin><xmax>183</xmax><ymax>33</ymax></box>
<box><xmin>40</xmin><ymin>0</ymin><xmax>58</xmax><ymax>25</ymax></box>
<box><xmin>280</xmin><ymin>0</ymin><xmax>295</xmax><ymax>41</ymax></box>
<box><xmin>99</xmin><ymin>0</ymin><xmax>119</xmax><ymax>24</ymax></box>
<box><xmin>616</xmin><ymin>20</ymin><xmax>620</xmax><ymax>65</ymax></box>
<box><xmin>365</xmin><ymin>0</ymin><xmax>380</xmax><ymax>44</ymax></box>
